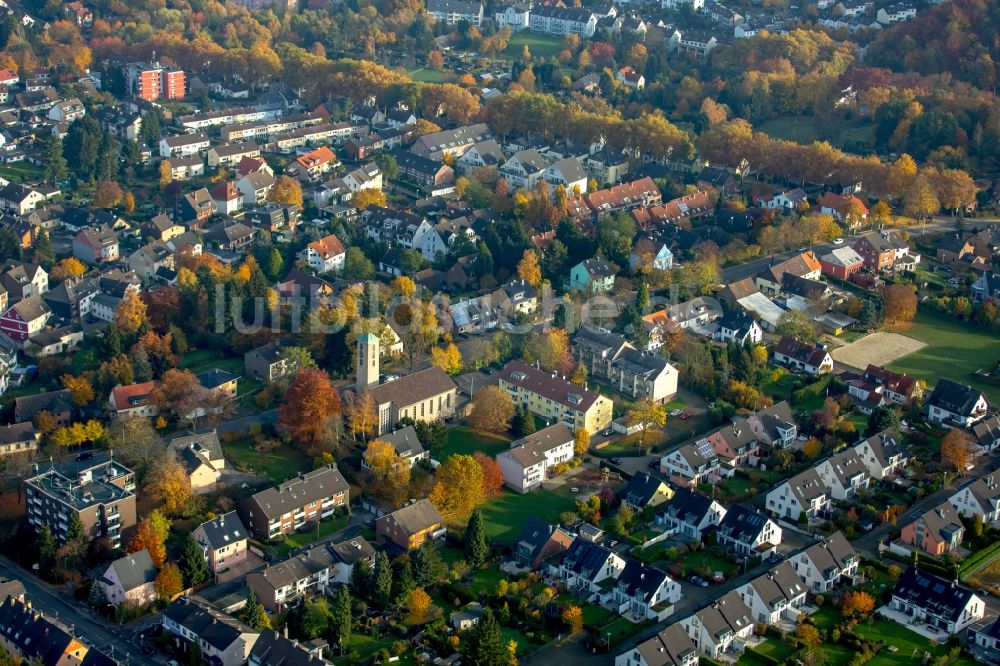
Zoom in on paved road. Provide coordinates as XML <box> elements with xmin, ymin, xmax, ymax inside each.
<box><xmin>216</xmin><ymin>408</ymin><xmax>278</xmax><ymax>434</ymax></box>
<box><xmin>0</xmin><ymin>555</ymin><xmax>160</xmax><ymax>666</ymax></box>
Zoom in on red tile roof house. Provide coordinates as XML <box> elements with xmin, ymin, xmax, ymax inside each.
<box><xmin>0</xmin><ymin>295</ymin><xmax>50</xmax><ymax>341</ymax></box>
<box><xmin>288</xmin><ymin>146</ymin><xmax>337</xmax><ymax>181</ymax></box>
<box><xmin>584</xmin><ymin>177</ymin><xmax>662</xmax><ymax>215</ymax></box>
<box><xmin>852</xmin><ymin>232</ymin><xmax>898</xmax><ymax>272</ymax></box>
<box><xmin>109</xmin><ymin>381</ymin><xmax>158</xmax><ymax>418</ymax></box>
<box><xmin>819</xmin><ymin>246</ymin><xmax>864</xmax><ymax>281</ymax></box>
<box><xmin>819</xmin><ymin>191</ymin><xmax>868</xmax><ymax>229</ymax></box>
<box><xmin>773</xmin><ymin>337</ymin><xmax>833</xmax><ymax>376</ymax></box>
<box><xmin>300</xmin><ymin>234</ymin><xmax>346</xmax><ymax>274</ymax></box>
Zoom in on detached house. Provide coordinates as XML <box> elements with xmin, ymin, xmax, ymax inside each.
<box><xmin>612</xmin><ymin>560</ymin><xmax>681</xmax><ymax>621</ymax></box>
<box><xmin>620</xmin><ymin>473</ymin><xmax>674</xmax><ymax>513</ymax></box>
<box><xmin>375</xmin><ymin>498</ymin><xmax>446</xmax><ymax>552</ymax></box>
<box><xmin>899</xmin><ymin>502</ymin><xmax>964</xmax><ymax>557</ymax></box>
<box><xmin>660</xmin><ymin>441</ymin><xmax>719</xmax><ymax>487</ymax></box>
<box><xmin>766</xmin><ymin>468</ymin><xmax>829</xmax><ymax>522</ymax></box>
<box><xmin>853</xmin><ymin>429</ymin><xmax>909</xmax><ymax>479</ymax></box>
<box><xmin>548</xmin><ymin>538</ymin><xmax>625</xmax><ymax>597</ymax></box>
<box><xmin>744</xmin><ymin>401</ymin><xmax>798</xmax><ymax>448</ymax></box>
<box><xmin>0</xmin><ymin>296</ymin><xmax>50</xmax><ymax>341</ymax></box>
<box><xmin>362</xmin><ymin>425</ymin><xmax>428</xmax><ymax>469</ymax></box>
<box><xmin>237</xmin><ymin>171</ymin><xmax>276</xmax><ymax>207</ymax></box>
<box><xmin>569</xmin><ymin>257</ymin><xmax>616</xmax><ymax>293</ymax></box>
<box><xmin>926</xmin><ymin>378</ymin><xmax>989</xmax><ymax>427</ymax></box>
<box><xmin>654</xmin><ymin>486</ymin><xmax>726</xmax><ymax>540</ymax></box>
<box><xmin>193</xmin><ymin>511</ymin><xmax>248</xmax><ymax>575</ymax></box>
<box><xmin>716</xmin><ymin>505</ymin><xmax>782</xmax><ymax>558</ymax></box>
<box><xmin>773</xmin><ymin>337</ymin><xmax>833</xmax><ymax>376</ymax></box>
<box><xmin>301</xmin><ymin>233</ymin><xmax>346</xmax><ymax>273</ymax></box>
<box><xmin>98</xmin><ymin>549</ymin><xmax>157</xmax><ymax>607</ymax></box>
<box><xmin>511</xmin><ymin>517</ymin><xmax>575</xmax><ymax>570</ymax></box>
<box><xmin>180</xmin><ymin>188</ymin><xmax>217</xmax><ymax>225</ymax></box>
<box><xmin>497</xmin><ymin>422</ymin><xmax>575</xmax><ymax>493</ymax></box>
<box><xmin>889</xmin><ymin>567</ymin><xmax>984</xmax><ymax>635</ymax></box>
<box><xmin>815</xmin><ymin>448</ymin><xmax>870</xmax><ymax>499</ymax></box>
<box><xmin>789</xmin><ymin>532</ymin><xmax>859</xmax><ymax>593</ymax></box>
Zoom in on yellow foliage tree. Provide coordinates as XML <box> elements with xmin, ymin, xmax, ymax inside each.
<box><xmin>363</xmin><ymin>439</ymin><xmax>411</xmax><ymax>507</ymax></box>
<box><xmin>430</xmin><ymin>343</ymin><xmax>463</xmax><ymax>375</ymax></box>
<box><xmin>574</xmin><ymin>429</ymin><xmax>590</xmax><ymax>457</ymax></box>
<box><xmin>392</xmin><ymin>275</ymin><xmax>417</xmax><ymax>299</ymax></box>
<box><xmin>159</xmin><ymin>161</ymin><xmax>172</xmax><ymax>187</ymax></box>
<box><xmin>61</xmin><ymin>374</ymin><xmax>95</xmax><ymax>406</ymax></box>
<box><xmin>268</xmin><ymin>175</ymin><xmax>304</xmax><ymax>206</ymax></box>
<box><xmin>147</xmin><ymin>457</ymin><xmax>193</xmax><ymax>516</ymax></box>
<box><xmin>114</xmin><ymin>291</ymin><xmax>148</xmax><ymax>336</ymax></box>
<box><xmin>58</xmin><ymin>257</ymin><xmax>86</xmax><ymax>279</ymax></box>
<box><xmin>406</xmin><ymin>588</ymin><xmax>432</xmax><ymax>625</ymax></box>
<box><xmin>352</xmin><ymin>188</ymin><xmax>387</xmax><ymax>211</ymax></box>
<box><xmin>429</xmin><ymin>454</ymin><xmax>485</xmax><ymax>523</ymax></box>
<box><xmin>516</xmin><ymin>249</ymin><xmax>542</xmax><ymax>287</ymax></box>
<box><xmin>561</xmin><ymin>605</ymin><xmax>583</xmax><ymax>633</ymax></box>
<box><xmin>348</xmin><ymin>391</ymin><xmax>379</xmax><ymax>442</ymax></box>
<box><xmin>627</xmin><ymin>400</ymin><xmax>666</xmax><ymax>450</ymax></box>
<box><xmin>155</xmin><ymin>563</ymin><xmax>184</xmax><ymax>601</ymax></box>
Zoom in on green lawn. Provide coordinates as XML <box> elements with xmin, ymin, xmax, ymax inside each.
<box><xmin>408</xmin><ymin>67</ymin><xmax>455</xmax><ymax>83</ymax></box>
<box><xmin>273</xmin><ymin>514</ymin><xmax>350</xmax><ymax>557</ymax></box>
<box><xmin>887</xmin><ymin>310</ymin><xmax>1000</xmax><ymax>404</ymax></box>
<box><xmin>479</xmin><ymin>486</ymin><xmax>577</xmax><ymax>543</ymax></box>
<box><xmin>221</xmin><ymin>436</ymin><xmax>312</xmax><ymax>482</ymax></box>
<box><xmin>469</xmin><ymin>565</ymin><xmax>505</xmax><ymax>596</ymax></box>
<box><xmin>855</xmin><ymin>620</ymin><xmax>979</xmax><ymax>666</ymax></box>
<box><xmin>754</xmin><ymin>639</ymin><xmax>797</xmax><ymax>662</ymax></box>
<box><xmin>504</xmin><ymin>32</ymin><xmax>564</xmax><ymax>58</ymax></box>
<box><xmin>676</xmin><ymin>551</ymin><xmax>737</xmax><ymax>577</ymax></box>
<box><xmin>436</xmin><ymin>426</ymin><xmax>512</xmax><ymax>461</ymax></box>
<box><xmin>756</xmin><ymin>116</ymin><xmax>874</xmax><ymax>151</ymax></box>
<box><xmin>810</xmin><ymin>605</ymin><xmax>841</xmax><ymax>630</ymax></box>
<box><xmin>181</xmin><ymin>349</ymin><xmax>244</xmax><ymax>375</ymax></box>
<box><xmin>0</xmin><ymin>162</ymin><xmax>43</xmax><ymax>182</ymax></box>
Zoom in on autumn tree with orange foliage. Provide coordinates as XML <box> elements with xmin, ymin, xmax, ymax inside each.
<box><xmin>279</xmin><ymin>369</ymin><xmax>341</xmax><ymax>454</ymax></box>
<box><xmin>114</xmin><ymin>292</ymin><xmax>148</xmax><ymax>337</ymax></box>
<box><xmin>840</xmin><ymin>591</ymin><xmax>875</xmax><ymax>619</ymax></box>
<box><xmin>473</xmin><ymin>452</ymin><xmax>504</xmax><ymax>497</ymax></box>
<box><xmin>128</xmin><ymin>511</ymin><xmax>170</xmax><ymax>566</ymax></box>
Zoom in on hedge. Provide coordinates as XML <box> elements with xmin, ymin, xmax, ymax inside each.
<box><xmin>791</xmin><ymin>375</ymin><xmax>837</xmax><ymax>405</ymax></box>
<box><xmin>959</xmin><ymin>539</ymin><xmax>1000</xmax><ymax>577</ymax></box>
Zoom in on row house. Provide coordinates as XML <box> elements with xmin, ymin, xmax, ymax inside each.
<box><xmin>584</xmin><ymin>177</ymin><xmax>662</xmax><ymax>216</ymax></box>
<box><xmin>177</xmin><ymin>107</ymin><xmax>279</xmax><ymax>132</ymax></box>
<box><xmin>631</xmin><ymin>190</ymin><xmax>713</xmax><ymax>230</ymax></box>
<box><xmin>612</xmin><ymin>560</ymin><xmax>682</xmax><ymax>621</ymax></box>
<box><xmin>159</xmin><ymin>133</ymin><xmax>210</xmax><ymax>159</ymax></box>
<box><xmin>620</xmin><ymin>473</ymin><xmax>674</xmax><ymax>513</ymax></box>
<box><xmin>814</xmin><ymin>448</ymin><xmax>870</xmax><ymax>500</ymax></box>
<box><xmin>773</xmin><ymin>337</ymin><xmax>833</xmax><ymax>376</ymax></box>
<box><xmin>270</xmin><ymin>122</ymin><xmax>365</xmax><ymax>153</ymax></box>
<box><xmin>702</xmin><ymin>421</ymin><xmax>759</xmax><ymax>469</ymax></box>
<box><xmin>547</xmin><ymin>538</ymin><xmax>625</xmax><ymax>598</ymax></box>
<box><xmin>716</xmin><ymin>505</ymin><xmax>782</xmax><ymax>558</ymax></box>
<box><xmin>660</xmin><ymin>441</ymin><xmax>720</xmax><ymax>488</ymax></box>
<box><xmin>411</xmin><ymin>123</ymin><xmax>492</xmax><ymax>161</ymax></box>
<box><xmin>890</xmin><ymin>567</ymin><xmax>984</xmax><ymax>635</ymax></box>
<box><xmin>220</xmin><ymin>112</ymin><xmax>326</xmax><ymax>143</ymax></box>
<box><xmin>678</xmin><ymin>591</ymin><xmax>754</xmax><ymax>659</ymax></box>
<box><xmin>162</xmin><ymin>597</ymin><xmax>258</xmax><ymax>666</ymax></box>
<box><xmin>766</xmin><ymin>468</ymin><xmax>829</xmax><ymax>522</ymax></box>
<box><xmin>247</xmin><ymin>544</ymin><xmax>339</xmax><ymax>611</ymax></box>
<box><xmin>789</xmin><ymin>532</ymin><xmax>859</xmax><ymax>593</ymax></box>
<box><xmin>237</xmin><ymin>171</ymin><xmax>277</xmax><ymax>207</ymax></box>
<box><xmin>207</xmin><ymin>142</ymin><xmax>260</xmax><ymax>169</ymax></box>
<box><xmin>950</xmin><ymin>470</ymin><xmax>1000</xmax><ymax>525</ymax></box>
<box><xmin>499</xmin><ymin>359</ymin><xmax>613</xmax><ymax>435</ymax></box>
<box><xmin>737</xmin><ymin>561</ymin><xmax>808</xmax><ymax>626</ymax></box>
<box><xmin>853</xmin><ymin>429</ymin><xmax>909</xmax><ymax>479</ymax></box>
<box><xmin>743</xmin><ymin>401</ymin><xmax>798</xmax><ymax>448</ymax></box>
<box><xmin>456</xmin><ymin>138</ymin><xmax>506</xmax><ymax>174</ymax></box>
<box><xmin>237</xmin><ymin>464</ymin><xmax>349</xmax><ymax>540</ymax></box>
<box><xmin>898</xmin><ymin>502</ymin><xmax>964</xmax><ymax>557</ymax></box>
<box><xmin>394</xmin><ymin>150</ymin><xmax>456</xmax><ymax>194</ymax></box>
<box><xmin>847</xmin><ymin>364</ymin><xmax>923</xmax><ymax>412</ymax></box>
<box><xmin>615</xmin><ymin>623</ymin><xmax>698</xmax><ymax>666</ymax></box>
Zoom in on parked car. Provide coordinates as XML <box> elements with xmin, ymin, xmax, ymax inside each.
<box><xmin>679</xmin><ymin>411</ymin><xmax>692</xmax><ymax>420</ymax></box>
<box><xmin>609</xmin><ymin>457</ymin><xmax>623</xmax><ymax>465</ymax></box>
<box><xmin>669</xmin><ymin>409</ymin><xmax>683</xmax><ymax>417</ymax></box>
<box><xmin>648</xmin><ymin>459</ymin><xmax>660</xmax><ymax>470</ymax></box>
<box><xmin>689</xmin><ymin>575</ymin><xmax>709</xmax><ymax>588</ymax></box>
<box><xmin>832</xmin><ymin>238</ymin><xmax>844</xmax><ymax>245</ymax></box>
<box><xmin>602</xmin><ymin>429</ymin><xmax>613</xmax><ymax>436</ymax></box>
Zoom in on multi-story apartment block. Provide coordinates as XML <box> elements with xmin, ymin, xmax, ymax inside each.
<box><xmin>24</xmin><ymin>453</ymin><xmax>136</xmax><ymax>548</ymax></box>
<box><xmin>125</xmin><ymin>62</ymin><xmax>185</xmax><ymax>101</ymax></box>
<box><xmin>499</xmin><ymin>360</ymin><xmax>613</xmax><ymax>435</ymax></box>
<box><xmin>237</xmin><ymin>465</ymin><xmax>349</xmax><ymax>540</ymax></box>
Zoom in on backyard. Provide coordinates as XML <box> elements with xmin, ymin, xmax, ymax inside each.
<box><xmin>435</xmin><ymin>426</ymin><xmax>512</xmax><ymax>461</ymax></box>
<box><xmin>220</xmin><ymin>435</ymin><xmax>312</xmax><ymax>482</ymax></box>
<box><xmin>479</xmin><ymin>485</ymin><xmax>577</xmax><ymax>543</ymax></box>
<box><xmin>270</xmin><ymin>514</ymin><xmax>350</xmax><ymax>557</ymax></box>
<box><xmin>886</xmin><ymin>310</ymin><xmax>1000</xmax><ymax>404</ymax></box>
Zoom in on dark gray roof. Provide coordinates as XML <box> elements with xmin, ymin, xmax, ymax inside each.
<box><xmin>892</xmin><ymin>567</ymin><xmax>977</xmax><ymax>622</ymax></box>
<box><xmin>106</xmin><ymin>549</ymin><xmax>156</xmax><ymax>591</ymax></box>
<box><xmin>616</xmin><ymin>559</ymin><xmax>671</xmax><ymax>603</ymax></box>
<box><xmin>378</xmin><ymin>499</ymin><xmax>443</xmax><ymax>535</ymax></box>
<box><xmin>196</xmin><ymin>368</ymin><xmax>239</xmax><ymax>390</ymax></box>
<box><xmin>163</xmin><ymin>597</ymin><xmax>255</xmax><ymax>651</ymax></box>
<box><xmin>196</xmin><ymin>511</ymin><xmax>247</xmax><ymax>551</ymax></box>
<box><xmin>249</xmin><ymin>630</ymin><xmax>325</xmax><ymax>666</ymax></box>
<box><xmin>928</xmin><ymin>379</ymin><xmax>986</xmax><ymax>417</ymax></box>
<box><xmin>376</xmin><ymin>425</ymin><xmax>426</xmax><ymax>459</ymax></box>
<box><xmin>717</xmin><ymin>504</ymin><xmax>770</xmax><ymax>544</ymax></box>
<box><xmin>243</xmin><ymin>465</ymin><xmax>349</xmax><ymax>520</ymax></box>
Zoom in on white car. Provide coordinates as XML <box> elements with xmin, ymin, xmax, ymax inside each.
<box><xmin>832</xmin><ymin>238</ymin><xmax>844</xmax><ymax>245</ymax></box>
<box><xmin>669</xmin><ymin>409</ymin><xmax>683</xmax><ymax>417</ymax></box>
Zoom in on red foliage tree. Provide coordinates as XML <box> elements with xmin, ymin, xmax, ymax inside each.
<box><xmin>278</xmin><ymin>369</ymin><xmax>341</xmax><ymax>453</ymax></box>
<box><xmin>473</xmin><ymin>452</ymin><xmax>504</xmax><ymax>497</ymax></box>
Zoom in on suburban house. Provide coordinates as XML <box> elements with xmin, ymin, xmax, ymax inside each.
<box><xmin>180</xmin><ymin>188</ymin><xmax>217</xmax><ymax>224</ymax></box>
<box><xmin>773</xmin><ymin>337</ymin><xmax>833</xmax><ymax>376</ymax></box>
<box><xmin>703</xmin><ymin>422</ymin><xmax>759</xmax><ymax>469</ymax></box>
<box><xmin>247</xmin><ymin>544</ymin><xmax>338</xmax><ymax>612</ymax></box>
<box><xmin>569</xmin><ymin>257</ymin><xmax>616</xmax><ymax>293</ymax></box>
<box><xmin>72</xmin><ymin>225</ymin><xmax>119</xmax><ymax>264</ymax></box>
<box><xmin>972</xmin><ymin>272</ymin><xmax>1000</xmax><ymax>304</ymax></box>
<box><xmin>889</xmin><ymin>567</ymin><xmax>984</xmax><ymax>634</ymax></box>
<box><xmin>678</xmin><ymin>591</ymin><xmax>754</xmax><ymax>659</ymax></box>
<box><xmin>789</xmin><ymin>532</ymin><xmax>859</xmax><ymax>593</ymax></box>
<box><xmin>301</xmin><ymin>234</ymin><xmax>346</xmax><ymax>273</ymax></box>
<box><xmin>162</xmin><ymin>596</ymin><xmax>259</xmax><ymax>666</ymax></box>
<box><xmin>847</xmin><ymin>364</ymin><xmax>923</xmax><ymax>411</ymax></box>
<box><xmin>499</xmin><ymin>360</ymin><xmax>613</xmax><ymax>435</ymax></box>
<box><xmin>244</xmin><ymin>341</ymin><xmax>302</xmax><ymax>383</ymax></box>
<box><xmin>660</xmin><ymin>441</ymin><xmax>719</xmax><ymax>488</ymax></box>
<box><xmin>0</xmin><ymin>295</ymin><xmax>52</xmax><ymax>341</ymax></box>
<box><xmin>0</xmin><ymin>422</ymin><xmax>37</xmax><ymax>457</ymax></box>
<box><xmin>109</xmin><ymin>381</ymin><xmax>157</xmax><ymax>418</ymax></box>
<box><xmin>612</xmin><ymin>560</ymin><xmax>681</xmax><ymax>621</ymax></box>
<box><xmin>736</xmin><ymin>562</ymin><xmax>808</xmax><ymax>625</ymax></box>
<box><xmin>248</xmin><ymin>630</ymin><xmax>327</xmax><ymax>666</ymax></box>
<box><xmin>159</xmin><ymin>133</ymin><xmax>210</xmax><ymax>159</ymax></box>
<box><xmin>328</xmin><ymin>536</ymin><xmax>376</xmax><ymax>585</ymax></box>
<box><xmin>363</xmin><ymin>425</ymin><xmax>428</xmax><ymax>469</ymax></box>
<box><xmin>716</xmin><ymin>505</ymin><xmax>782</xmax><ymax>559</ymax></box>
<box><xmin>973</xmin><ymin>416</ymin><xmax>1000</xmax><ymax>454</ymax></box>
<box><xmin>237</xmin><ymin>465</ymin><xmax>349</xmax><ymax>539</ymax></box>
<box><xmin>630</xmin><ymin>237</ymin><xmax>674</xmax><ymax>273</ymax></box>
<box><xmin>765</xmin><ymin>468</ymin><xmax>829</xmax><ymax>522</ymax></box>
<box><xmin>714</xmin><ymin>310</ymin><xmax>763</xmax><ymax>346</ymax></box>
<box><xmin>548</xmin><ymin>538</ymin><xmax>625</xmax><ymax>596</ymax></box>
<box><xmin>818</xmin><ymin>192</ymin><xmax>868</xmax><ymax>226</ymax></box>
<box><xmin>97</xmin><ymin>549</ymin><xmax>157</xmax><ymax>607</ymax></box>
<box><xmin>926</xmin><ymin>378</ymin><xmax>990</xmax><ymax>427</ymax></box>
<box><xmin>168</xmin><ymin>429</ymin><xmax>226</xmax><ymax>494</ymax></box>
<box><xmin>654</xmin><ymin>486</ymin><xmax>727</xmax><ymax>540</ymax></box>
<box><xmin>193</xmin><ymin>511</ymin><xmax>248</xmax><ymax>575</ymax></box>
<box><xmin>853</xmin><ymin>430</ymin><xmax>909</xmax><ymax>479</ymax></box>
<box><xmin>814</xmin><ymin>448</ymin><xmax>871</xmax><ymax>499</ymax></box>
<box><xmin>819</xmin><ymin>247</ymin><xmax>864</xmax><ymax>281</ymax></box>
<box><xmin>743</xmin><ymin>402</ymin><xmax>798</xmax><ymax>448</ymax></box>
<box><xmin>197</xmin><ymin>369</ymin><xmax>239</xmax><ymax>401</ymax></box>
<box><xmin>853</xmin><ymin>231</ymin><xmax>915</xmax><ymax>273</ymax></box>
<box><xmin>615</xmin><ymin>623</ymin><xmax>698</xmax><ymax>666</ymax></box>
<box><xmin>950</xmin><ymin>471</ymin><xmax>1000</xmax><ymax>525</ymax></box>
<box><xmin>754</xmin><ymin>252</ymin><xmax>822</xmax><ymax>295</ymax></box>
<box><xmin>572</xmin><ymin>325</ymin><xmax>679</xmax><ymax>403</ymax></box>
<box><xmin>898</xmin><ymin>502</ymin><xmax>965</xmax><ymax>557</ymax></box>
<box><xmin>620</xmin><ymin>473</ymin><xmax>674</xmax><ymax>513</ymax></box>
<box><xmin>375</xmin><ymin>498</ymin><xmax>446</xmax><ymax>552</ymax></box>
<box><xmin>511</xmin><ymin>517</ymin><xmax>575</xmax><ymax>570</ymax></box>
<box><xmin>0</xmin><ymin>596</ymin><xmax>102</xmax><ymax>665</ymax></box>
<box><xmin>496</xmin><ymin>422</ymin><xmax>575</xmax><ymax>493</ymax></box>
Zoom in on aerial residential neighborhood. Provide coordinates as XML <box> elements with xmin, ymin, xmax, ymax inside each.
<box><xmin>0</xmin><ymin>0</ymin><xmax>992</xmax><ymax>664</ymax></box>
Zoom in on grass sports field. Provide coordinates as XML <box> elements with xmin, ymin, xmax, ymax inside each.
<box><xmin>504</xmin><ymin>32</ymin><xmax>563</xmax><ymax>58</ymax></box>
<box><xmin>830</xmin><ymin>332</ymin><xmax>927</xmax><ymax>370</ymax></box>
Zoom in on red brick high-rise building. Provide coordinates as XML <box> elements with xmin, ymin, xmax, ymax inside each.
<box><xmin>125</xmin><ymin>62</ymin><xmax>186</xmax><ymax>101</ymax></box>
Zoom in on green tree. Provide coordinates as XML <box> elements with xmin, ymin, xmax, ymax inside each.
<box><xmin>412</xmin><ymin>542</ymin><xmax>447</xmax><ymax>587</ymax></box>
<box><xmin>465</xmin><ymin>510</ymin><xmax>489</xmax><ymax>567</ymax></box>
<box><xmin>351</xmin><ymin>557</ymin><xmax>371</xmax><ymax>598</ymax></box>
<box><xmin>344</xmin><ymin>247</ymin><xmax>375</xmax><ymax>280</ymax></box>
<box><xmin>297</xmin><ymin>599</ymin><xmax>330</xmax><ymax>639</ymax></box>
<box><xmin>65</xmin><ymin>513</ymin><xmax>84</xmax><ymax>542</ymax></box>
<box><xmin>266</xmin><ymin>247</ymin><xmax>284</xmax><ymax>280</ymax></box>
<box><xmin>511</xmin><ymin>404</ymin><xmax>536</xmax><ymax>437</ymax></box>
<box><xmin>42</xmin><ymin>135</ymin><xmax>68</xmax><ymax>185</ymax></box>
<box><xmin>37</xmin><ymin>525</ymin><xmax>57</xmax><ymax>568</ymax></box>
<box><xmin>32</xmin><ymin>230</ymin><xmax>55</xmax><ymax>268</ymax></box>
<box><xmin>180</xmin><ymin>533</ymin><xmax>210</xmax><ymax>587</ymax></box>
<box><xmin>372</xmin><ymin>550</ymin><xmax>393</xmax><ymax>609</ymax></box>
<box><xmin>0</xmin><ymin>228</ymin><xmax>19</xmax><ymax>264</ymax></box>
<box><xmin>238</xmin><ymin>587</ymin><xmax>269</xmax><ymax>630</ymax></box>
<box><xmin>331</xmin><ymin>584</ymin><xmax>352</xmax><ymax>649</ymax></box>
<box><xmin>463</xmin><ymin>608</ymin><xmax>507</xmax><ymax>666</ymax></box>
<box><xmin>636</xmin><ymin>281</ymin><xmax>650</xmax><ymax>312</ymax></box>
